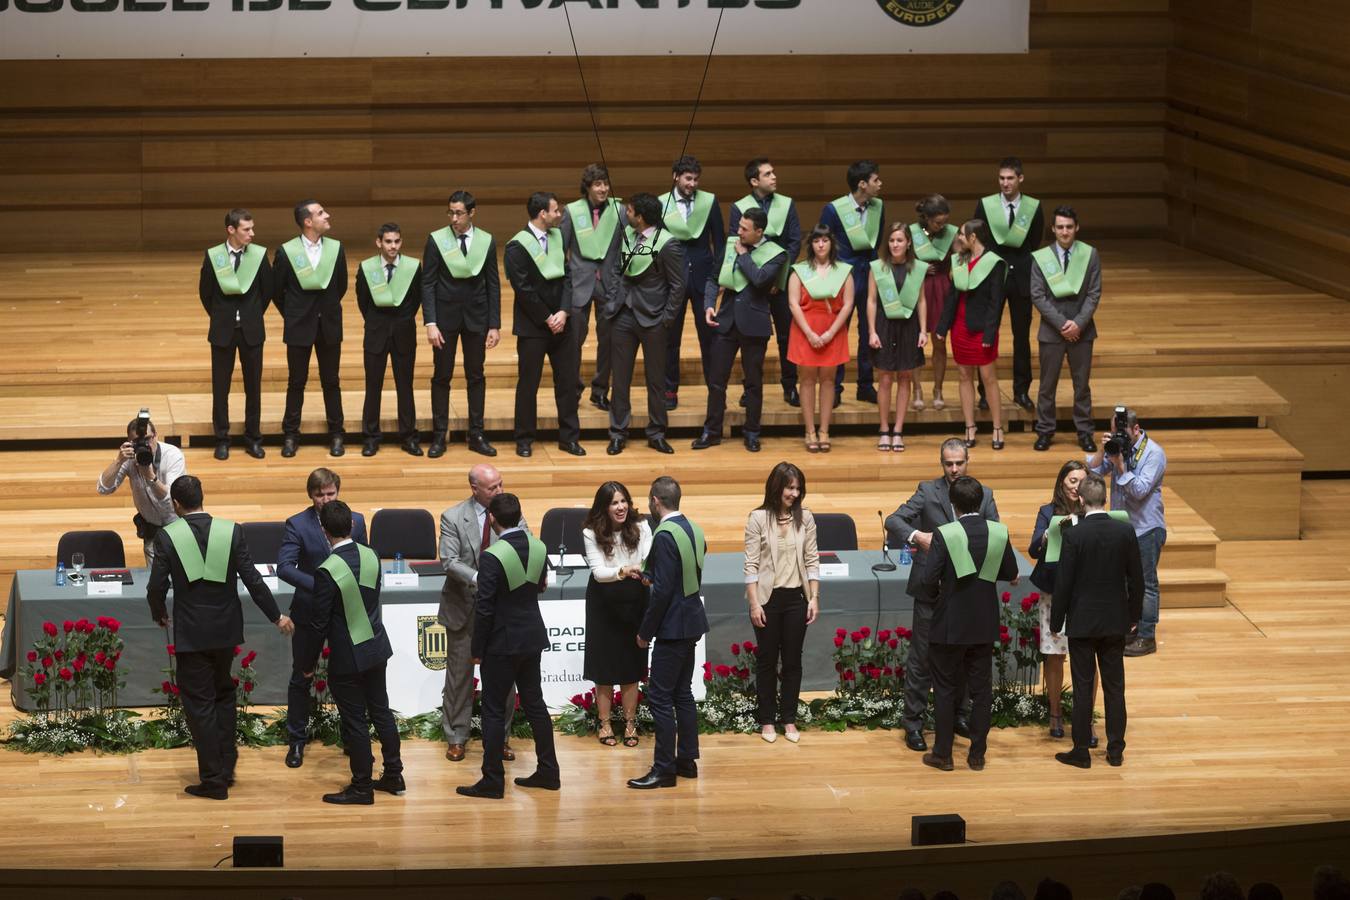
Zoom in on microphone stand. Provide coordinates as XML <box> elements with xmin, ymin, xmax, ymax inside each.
<box><xmin>872</xmin><ymin>509</ymin><xmax>896</xmax><ymax>573</ymax></box>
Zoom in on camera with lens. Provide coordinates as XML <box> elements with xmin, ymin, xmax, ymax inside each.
<box><xmin>131</xmin><ymin>407</ymin><xmax>154</xmax><ymax>467</ymax></box>
<box><xmin>1104</xmin><ymin>405</ymin><xmax>1132</xmax><ymax>457</ymax></box>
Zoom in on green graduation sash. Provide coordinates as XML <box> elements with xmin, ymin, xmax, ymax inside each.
<box><xmin>482</xmin><ymin>535</ymin><xmax>547</xmax><ymax>592</ymax></box>
<box><xmin>647</xmin><ymin>519</ymin><xmax>707</xmax><ymax>598</ymax></box>
<box><xmin>359</xmin><ymin>254</ymin><xmax>418</xmax><ymax>308</ymax></box>
<box><xmin>658</xmin><ymin>190</ymin><xmax>715</xmax><ymax>241</ymax></box>
<box><xmin>951</xmin><ymin>252</ymin><xmax>1004</xmax><ymax>292</ymax></box>
<box><xmin>910</xmin><ymin>223</ymin><xmax>958</xmax><ymax>264</ymax></box>
<box><xmin>510</xmin><ymin>228</ymin><xmax>565</xmax><ymax>280</ymax></box>
<box><xmin>832</xmin><ymin>195</ymin><xmax>882</xmax><ymax>252</ymax></box>
<box><xmin>1042</xmin><ymin>509</ymin><xmax>1130</xmax><ymax>564</ymax></box>
<box><xmin>163</xmin><ymin>517</ymin><xmax>234</xmax><ymax>584</ymax></box>
<box><xmin>936</xmin><ymin>520</ymin><xmax>1010</xmax><ymax>583</ymax></box>
<box><xmin>870</xmin><ymin>258</ymin><xmax>928</xmax><ymax>320</ymax></box>
<box><xmin>734</xmin><ymin>193</ymin><xmax>790</xmax><ymax>238</ymax></box>
<box><xmin>717</xmin><ymin>238</ymin><xmax>788</xmax><ymax>291</ymax></box>
<box><xmin>317</xmin><ymin>544</ymin><xmax>380</xmax><ymax>645</ymax></box>
<box><xmin>208</xmin><ymin>243</ymin><xmax>266</xmax><ymax>296</ymax></box>
<box><xmin>791</xmin><ymin>261</ymin><xmax>852</xmax><ymax>302</ymax></box>
<box><xmin>1032</xmin><ymin>242</ymin><xmax>1093</xmax><ymax>298</ymax></box>
<box><xmin>431</xmin><ymin>226</ymin><xmax>492</xmax><ymax>279</ymax></box>
<box><xmin>282</xmin><ymin>236</ymin><xmax>341</xmax><ymax>292</ymax></box>
<box><xmin>566</xmin><ymin>197</ymin><xmax>622</xmax><ymax>261</ymax></box>
<box><xmin>982</xmin><ymin>194</ymin><xmax>1040</xmax><ymax>248</ymax></box>
<box><xmin>621</xmin><ymin>227</ymin><xmax>677</xmax><ymax>277</ymax></box>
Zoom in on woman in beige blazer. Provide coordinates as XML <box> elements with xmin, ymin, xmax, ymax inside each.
<box><xmin>744</xmin><ymin>461</ymin><xmax>820</xmax><ymax>743</ymax></box>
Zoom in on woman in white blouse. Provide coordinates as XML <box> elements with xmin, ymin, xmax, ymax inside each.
<box><xmin>582</xmin><ymin>481</ymin><xmax>653</xmax><ymax>748</ymax></box>
<box><xmin>744</xmin><ymin>461</ymin><xmax>820</xmax><ymax>743</ymax></box>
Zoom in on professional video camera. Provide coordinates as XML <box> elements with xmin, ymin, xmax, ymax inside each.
<box><xmin>131</xmin><ymin>407</ymin><xmax>154</xmax><ymax>466</ymax></box>
<box><xmin>1104</xmin><ymin>405</ymin><xmax>1132</xmax><ymax>457</ymax></box>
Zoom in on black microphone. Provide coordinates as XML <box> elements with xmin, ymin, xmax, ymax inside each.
<box><xmin>872</xmin><ymin>509</ymin><xmax>896</xmax><ymax>573</ymax></box>
<box><xmin>554</xmin><ymin>538</ymin><xmax>573</xmax><ymax>579</ymax></box>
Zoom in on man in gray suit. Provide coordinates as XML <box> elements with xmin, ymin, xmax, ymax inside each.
<box><xmin>560</xmin><ymin>163</ymin><xmax>626</xmax><ymax>412</ymax></box>
<box><xmin>1031</xmin><ymin>205</ymin><xmax>1102</xmax><ymax>453</ymax></box>
<box><xmin>602</xmin><ymin>191</ymin><xmax>685</xmax><ymax>457</ymax></box>
<box><xmin>437</xmin><ymin>462</ymin><xmax>522</xmax><ymax>763</ymax></box>
<box><xmin>886</xmin><ymin>438</ymin><xmax>1001</xmax><ymax>752</ymax></box>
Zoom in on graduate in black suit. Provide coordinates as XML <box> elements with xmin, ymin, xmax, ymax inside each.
<box><xmin>355</xmin><ymin>222</ymin><xmax>423</xmax><ymax>458</ymax></box>
<box><xmin>422</xmin><ymin>190</ymin><xmax>502</xmax><ymax>459</ymax></box>
<box><xmin>628</xmin><ymin>476</ymin><xmax>709</xmax><ymax>790</ymax></box>
<box><xmin>199</xmin><ymin>208</ymin><xmax>271</xmax><ymax>461</ymax></box>
<box><xmin>457</xmin><ymin>493</ymin><xmax>560</xmax><ymax>799</ymax></box>
<box><xmin>303</xmin><ymin>500</ymin><xmax>404</xmax><ymax>805</ymax></box>
<box><xmin>917</xmin><ymin>475</ymin><xmax>1019</xmax><ymax>772</ymax></box>
<box><xmin>1052</xmin><ymin>473</ymin><xmax>1144</xmax><ymax>768</ymax></box>
<box><xmin>147</xmin><ymin>475</ymin><xmax>292</xmax><ymax>800</ymax></box>
<box><xmin>273</xmin><ymin>199</ymin><xmax>348</xmax><ymax>459</ymax></box>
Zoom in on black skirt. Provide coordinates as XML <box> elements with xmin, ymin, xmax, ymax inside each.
<box><xmin>870</xmin><ymin>311</ymin><xmax>925</xmax><ymax>373</ymax></box>
<box><xmin>583</xmin><ymin>575</ymin><xmax>650</xmax><ymax>685</ymax></box>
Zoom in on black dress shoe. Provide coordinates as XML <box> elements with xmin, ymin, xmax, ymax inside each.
<box><xmin>245</xmin><ymin>440</ymin><xmax>265</xmax><ymax>459</ymax></box>
<box><xmin>647</xmin><ymin>437</ymin><xmax>675</xmax><ymax>454</ymax></box>
<box><xmin>856</xmin><ymin>384</ymin><xmax>878</xmax><ymax>404</ymax></box>
<box><xmin>456</xmin><ymin>780</ymin><xmax>504</xmax><ymax>799</ymax></box>
<box><xmin>401</xmin><ymin>437</ymin><xmax>423</xmax><ymax>457</ymax></box>
<box><xmin>285</xmin><ymin>742</ymin><xmax>304</xmax><ymax>768</ymax></box>
<box><xmin>1123</xmin><ymin>636</ymin><xmax>1157</xmax><ymax>657</ymax></box>
<box><xmin>675</xmin><ymin>760</ymin><xmax>698</xmax><ymax>778</ymax></box>
<box><xmin>922</xmin><ymin>753</ymin><xmax>954</xmax><ymax>772</ymax></box>
<box><xmin>1107</xmin><ymin>753</ymin><xmax>1123</xmax><ymax>767</ymax></box>
<box><xmin>833</xmin><ymin>391</ymin><xmax>842</xmax><ymax>409</ymax></box>
<box><xmin>323</xmin><ymin>784</ymin><xmax>375</xmax><ymax>805</ymax></box>
<box><xmin>281</xmin><ymin>437</ymin><xmax>298</xmax><ymax>458</ymax></box>
<box><xmin>1055</xmin><ymin>751</ymin><xmax>1091</xmax><ymax>769</ymax></box>
<box><xmin>372</xmin><ymin>772</ymin><xmax>406</xmax><ymax>795</ymax></box>
<box><xmin>590</xmin><ymin>392</ymin><xmax>611</xmax><ymax>412</ymax></box>
<box><xmin>978</xmin><ymin>396</ymin><xmax>989</xmax><ymax>411</ymax></box>
<box><xmin>1089</xmin><ymin>735</ymin><xmax>1100</xmax><ymax>749</ymax></box>
<box><xmin>513</xmin><ymin>771</ymin><xmax>561</xmax><ymax>791</ymax></box>
<box><xmin>606</xmin><ymin>437</ymin><xmax>625</xmax><ymax>456</ymax></box>
<box><xmin>184</xmin><ymin>782</ymin><xmax>228</xmax><ymax>800</ymax></box>
<box><xmin>664</xmin><ymin>391</ymin><xmax>678</xmax><ymax>411</ymax></box>
<box><xmin>427</xmin><ymin>438</ymin><xmax>447</xmax><ymax>459</ymax></box>
<box><xmin>967</xmin><ymin>755</ymin><xmax>986</xmax><ymax>771</ymax></box>
<box><xmin>361</xmin><ymin>441</ymin><xmax>378</xmax><ymax>457</ymax></box>
<box><xmin>784</xmin><ymin>385</ymin><xmax>800</xmax><ymax>407</ymax></box>
<box><xmin>467</xmin><ymin>434</ymin><xmax>497</xmax><ymax>457</ymax></box>
<box><xmin>904</xmin><ymin>730</ymin><xmax>928</xmax><ymax>752</ymax></box>
<box><xmin>1014</xmin><ymin>393</ymin><xmax>1035</xmax><ymax>411</ymax></box>
<box><xmin>627</xmin><ymin>769</ymin><xmax>677</xmax><ymax>790</ymax></box>
<box><xmin>1078</xmin><ymin>432</ymin><xmax>1098</xmax><ymax>452</ymax></box>
<box><xmin>743</xmin><ymin>436</ymin><xmax>761</xmax><ymax>453</ymax></box>
<box><xmin>1034</xmin><ymin>433</ymin><xmax>1054</xmax><ymax>452</ymax></box>
<box><xmin>329</xmin><ymin>435</ymin><xmax>345</xmax><ymax>457</ymax></box>
<box><xmin>690</xmin><ymin>433</ymin><xmax>721</xmax><ymax>450</ymax></box>
<box><xmin>225</xmin><ymin>772</ymin><xmax>236</xmax><ymax>788</ymax></box>
<box><xmin>954</xmin><ymin>718</ymin><xmax>971</xmax><ymax>739</ymax></box>
<box><xmin>214</xmin><ymin>441</ymin><xmax>230</xmax><ymax>461</ymax></box>
<box><xmin>558</xmin><ymin>441</ymin><xmax>586</xmax><ymax>457</ymax></box>
<box><xmin>738</xmin><ymin>391</ymin><xmax>748</xmax><ymax>408</ymax></box>
<box><xmin>516</xmin><ymin>442</ymin><xmax>533</xmax><ymax>458</ymax></box>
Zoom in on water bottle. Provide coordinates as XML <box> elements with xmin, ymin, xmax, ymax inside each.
<box><xmin>899</xmin><ymin>544</ymin><xmax>913</xmax><ymax>567</ymax></box>
<box><xmin>394</xmin><ymin>552</ymin><xmax>405</xmax><ymax>575</ymax></box>
<box><xmin>55</xmin><ymin>561</ymin><xmax>67</xmax><ymax>586</ymax></box>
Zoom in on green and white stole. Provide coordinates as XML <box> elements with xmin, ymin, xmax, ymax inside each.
<box><xmin>621</xmin><ymin>227</ymin><xmax>677</xmax><ymax>277</ymax></box>
<box><xmin>658</xmin><ymin>190</ymin><xmax>715</xmax><ymax>241</ymax></box>
<box><xmin>645</xmin><ymin>518</ymin><xmax>707</xmax><ymax>598</ymax></box>
<box><xmin>430</xmin><ymin>226</ymin><xmax>492</xmax><ymax>278</ymax></box>
<box><xmin>951</xmin><ymin>252</ymin><xmax>1004</xmax><ymax>292</ymax></box>
<box><xmin>736</xmin><ymin>193</ymin><xmax>793</xmax><ymax>290</ymax></box>
<box><xmin>717</xmin><ymin>238</ymin><xmax>788</xmax><ymax>291</ymax></box>
<box><xmin>510</xmin><ymin>228</ymin><xmax>565</xmax><ymax>280</ymax></box>
<box><xmin>281</xmin><ymin>236</ymin><xmax>341</xmax><ymax>291</ymax></box>
<box><xmin>359</xmin><ymin>255</ymin><xmax>418</xmax><ymax>308</ymax></box>
<box><xmin>909</xmin><ymin>223</ymin><xmax>958</xmax><ymax>264</ymax></box>
<box><xmin>791</xmin><ymin>260</ymin><xmax>851</xmax><ymax>312</ymax></box>
<box><xmin>162</xmin><ymin>517</ymin><xmax>234</xmax><ymax>584</ymax></box>
<box><xmin>566</xmin><ymin>197</ymin><xmax>622</xmax><ymax>261</ymax></box>
<box><xmin>482</xmin><ymin>535</ymin><xmax>547</xmax><ymax>591</ymax></box>
<box><xmin>1032</xmin><ymin>243</ymin><xmax>1093</xmax><ymax>298</ymax></box>
<box><xmin>870</xmin><ymin>258</ymin><xmax>929</xmax><ymax>320</ymax></box>
<box><xmin>831</xmin><ymin>195</ymin><xmax>882</xmax><ymax>252</ymax></box>
<box><xmin>936</xmin><ymin>520</ymin><xmax>1010</xmax><ymax>583</ymax></box>
<box><xmin>317</xmin><ymin>544</ymin><xmax>380</xmax><ymax>645</ymax></box>
<box><xmin>982</xmin><ymin>194</ymin><xmax>1040</xmax><ymax>248</ymax></box>
<box><xmin>1042</xmin><ymin>510</ymin><xmax>1130</xmax><ymax>564</ymax></box>
<box><xmin>207</xmin><ymin>244</ymin><xmax>265</xmax><ymax>296</ymax></box>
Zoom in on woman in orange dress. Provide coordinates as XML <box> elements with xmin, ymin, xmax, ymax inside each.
<box><xmin>786</xmin><ymin>224</ymin><xmax>854</xmax><ymax>452</ymax></box>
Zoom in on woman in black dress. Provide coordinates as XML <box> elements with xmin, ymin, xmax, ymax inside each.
<box><xmin>866</xmin><ymin>221</ymin><xmax>929</xmax><ymax>451</ymax></box>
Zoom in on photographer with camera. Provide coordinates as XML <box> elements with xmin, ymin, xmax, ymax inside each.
<box><xmin>1087</xmin><ymin>406</ymin><xmax>1166</xmax><ymax>657</ymax></box>
<box><xmin>96</xmin><ymin>410</ymin><xmax>187</xmax><ymax>565</ymax></box>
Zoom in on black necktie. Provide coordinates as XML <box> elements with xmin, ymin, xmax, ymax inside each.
<box><xmin>1063</xmin><ymin>249</ymin><xmax>1071</xmax><ymax>270</ymax></box>
<box><xmin>1007</xmin><ymin>203</ymin><xmax>1016</xmax><ymax>227</ymax></box>
<box><xmin>458</xmin><ymin>234</ymin><xmax>468</xmax><ymax>256</ymax></box>
<box><xmin>231</xmin><ymin>250</ymin><xmax>242</xmax><ymax>271</ymax></box>
<box><xmin>385</xmin><ymin>263</ymin><xmax>395</xmax><ymax>282</ymax></box>
<box><xmin>856</xmin><ymin>205</ymin><xmax>866</xmax><ymax>221</ymax></box>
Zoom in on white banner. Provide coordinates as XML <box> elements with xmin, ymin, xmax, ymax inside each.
<box><xmin>0</xmin><ymin>1</ymin><xmax>1028</xmax><ymax>60</ymax></box>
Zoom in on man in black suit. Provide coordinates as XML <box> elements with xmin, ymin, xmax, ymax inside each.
<box><xmin>355</xmin><ymin>222</ymin><xmax>423</xmax><ymax>458</ymax></box>
<box><xmin>457</xmin><ymin>493</ymin><xmax>560</xmax><ymax>799</ymax></box>
<box><xmin>505</xmin><ymin>192</ymin><xmax>584</xmax><ymax>459</ymax></box>
<box><xmin>302</xmin><ymin>500</ymin><xmax>404</xmax><ymax>805</ymax></box>
<box><xmin>917</xmin><ymin>476</ymin><xmax>1019</xmax><ymax>772</ymax></box>
<box><xmin>628</xmin><ymin>476</ymin><xmax>709</xmax><ymax>790</ymax></box>
<box><xmin>692</xmin><ymin>206</ymin><xmax>788</xmax><ymax>454</ymax></box>
<box><xmin>1052</xmin><ymin>473</ymin><xmax>1144</xmax><ymax>768</ymax></box>
<box><xmin>422</xmin><ymin>190</ymin><xmax>501</xmax><ymax>459</ymax></box>
<box><xmin>147</xmin><ymin>475</ymin><xmax>292</xmax><ymax>800</ymax></box>
<box><xmin>199</xmin><ymin>208</ymin><xmax>270</xmax><ymax>461</ymax></box>
<box><xmin>885</xmin><ymin>438</ymin><xmax>1001</xmax><ymax>752</ymax></box>
<box><xmin>603</xmin><ymin>192</ymin><xmax>685</xmax><ymax>457</ymax></box>
<box><xmin>274</xmin><ymin>199</ymin><xmax>348</xmax><ymax>459</ymax></box>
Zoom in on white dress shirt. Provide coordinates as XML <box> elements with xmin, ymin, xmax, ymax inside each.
<box><xmin>583</xmin><ymin>520</ymin><xmax>653</xmax><ymax>583</ymax></box>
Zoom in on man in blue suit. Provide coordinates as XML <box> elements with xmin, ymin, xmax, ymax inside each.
<box><xmin>303</xmin><ymin>499</ymin><xmax>403</xmax><ymax>805</ymax></box>
<box><xmin>818</xmin><ymin>159</ymin><xmax>884</xmax><ymax>405</ymax></box>
<box><xmin>277</xmin><ymin>467</ymin><xmax>367</xmax><ymax>768</ymax></box>
<box><xmin>628</xmin><ymin>476</ymin><xmax>709</xmax><ymax>790</ymax></box>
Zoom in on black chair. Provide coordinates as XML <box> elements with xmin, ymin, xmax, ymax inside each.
<box><xmin>814</xmin><ymin>513</ymin><xmax>858</xmax><ymax>552</ymax></box>
<box><xmin>241</xmin><ymin>521</ymin><xmax>286</xmax><ymax>566</ymax></box>
<box><xmin>56</xmin><ymin>530</ymin><xmax>126</xmax><ymax>569</ymax></box>
<box><xmin>369</xmin><ymin>508</ymin><xmax>437</xmax><ymax>560</ymax></box>
<box><xmin>539</xmin><ymin>507</ymin><xmax>589</xmax><ymax>558</ymax></box>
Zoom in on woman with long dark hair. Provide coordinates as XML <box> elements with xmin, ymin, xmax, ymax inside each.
<box><xmin>743</xmin><ymin>462</ymin><xmax>819</xmax><ymax>743</ymax></box>
<box><xmin>936</xmin><ymin>219</ymin><xmax>1008</xmax><ymax>450</ymax></box>
<box><xmin>866</xmin><ymin>221</ymin><xmax>929</xmax><ymax>451</ymax></box>
<box><xmin>581</xmin><ymin>481</ymin><xmax>652</xmax><ymax>748</ymax></box>
<box><xmin>911</xmin><ymin>193</ymin><xmax>958</xmax><ymax>411</ymax></box>
<box><xmin>787</xmin><ymin>224</ymin><xmax>855</xmax><ymax>453</ymax></box>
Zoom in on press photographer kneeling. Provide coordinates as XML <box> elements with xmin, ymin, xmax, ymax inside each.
<box><xmin>95</xmin><ymin>409</ymin><xmax>187</xmax><ymax>564</ymax></box>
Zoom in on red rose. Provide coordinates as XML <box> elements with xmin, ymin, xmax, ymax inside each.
<box><xmin>736</xmin><ymin>667</ymin><xmax>749</xmax><ymax>679</ymax></box>
<box><xmin>999</xmin><ymin>632</ymin><xmax>1012</xmax><ymax>644</ymax></box>
<box><xmin>97</xmin><ymin>616</ymin><xmax>108</xmax><ymax>627</ymax></box>
<box><xmin>314</xmin><ymin>679</ymin><xmax>327</xmax><ymax>692</ymax></box>
<box><xmin>731</xmin><ymin>643</ymin><xmax>741</xmax><ymax>656</ymax></box>
<box><xmin>107</xmin><ymin>620</ymin><xmax>120</xmax><ymax>632</ymax></box>
<box><xmin>835</xmin><ymin>628</ymin><xmax>847</xmax><ymax>638</ymax></box>
<box><xmin>1027</xmin><ymin>592</ymin><xmax>1041</xmax><ymax>602</ymax></box>
<box><xmin>703</xmin><ymin>672</ymin><xmax>713</xmax><ymax>682</ymax></box>
<box><xmin>888</xmin><ymin>639</ymin><xmax>899</xmax><ymax>650</ymax></box>
<box><xmin>53</xmin><ymin>650</ymin><xmax>64</xmax><ymax>661</ymax></box>
<box><xmin>860</xmin><ymin>626</ymin><xmax>871</xmax><ymax>638</ymax></box>
<box><xmin>171</xmin><ymin>684</ymin><xmax>181</xmax><ymax>695</ymax></box>
<box><xmin>34</xmin><ymin>672</ymin><xmax>47</xmax><ymax>686</ymax></box>
<box><xmin>233</xmin><ymin>645</ymin><xmax>242</xmax><ymax>657</ymax></box>
<box><xmin>76</xmin><ymin>618</ymin><xmax>90</xmax><ymax>632</ymax></box>
<box><xmin>72</xmin><ymin>657</ymin><xmax>85</xmax><ymax>672</ymax></box>
<box><xmin>514</xmin><ymin>696</ymin><xmax>521</xmax><ymax>710</ymax></box>
<box><xmin>232</xmin><ymin>677</ymin><xmax>240</xmax><ymax>686</ymax></box>
<box><xmin>321</xmin><ymin>646</ymin><xmax>332</xmax><ymax>659</ymax></box>
<box><xmin>242</xmin><ymin>651</ymin><xmax>257</xmax><ymax>667</ymax></box>
<box><xmin>1020</xmin><ymin>596</ymin><xmax>1035</xmax><ymax>613</ymax></box>
<box><xmin>883</xmin><ymin>666</ymin><xmax>894</xmax><ymax>676</ymax></box>
<box><xmin>850</xmin><ymin>631</ymin><xmax>863</xmax><ymax>644</ymax></box>
<box><xmin>570</xmin><ymin>694</ymin><xmax>584</xmax><ymax>706</ymax></box>
<box><xmin>833</xmin><ymin>636</ymin><xmax>845</xmax><ymax>648</ymax></box>
<box><xmin>94</xmin><ymin>651</ymin><xmax>106</xmax><ymax>663</ymax></box>
<box><xmin>166</xmin><ymin>644</ymin><xmax>175</xmax><ymax>656</ymax></box>
<box><xmin>161</xmin><ymin>680</ymin><xmax>173</xmax><ymax>692</ymax></box>
<box><xmin>842</xmin><ymin>670</ymin><xmax>856</xmax><ymax>681</ymax></box>
<box><xmin>898</xmin><ymin>627</ymin><xmax>913</xmax><ymax>639</ymax></box>
<box><xmin>243</xmin><ymin>681</ymin><xmax>254</xmax><ymax>692</ymax></box>
<box><xmin>835</xmin><ymin>662</ymin><xmax>844</xmax><ymax>672</ymax></box>
<box><xmin>1033</xmin><ymin>627</ymin><xmax>1041</xmax><ymax>640</ymax></box>
<box><xmin>42</xmin><ymin>656</ymin><xmax>53</xmax><ymax>668</ymax></box>
<box><xmin>63</xmin><ymin>620</ymin><xmax>74</xmax><ymax>633</ymax></box>
<box><xmin>743</xmin><ymin>641</ymin><xmax>756</xmax><ymax>653</ymax></box>
<box><xmin>1001</xmin><ymin>592</ymin><xmax>1011</xmax><ymax>604</ymax></box>
<box><xmin>26</xmin><ymin>650</ymin><xmax>37</xmax><ymax>663</ymax></box>
<box><xmin>58</xmin><ymin>667</ymin><xmax>73</xmax><ymax>681</ymax></box>
<box><xmin>714</xmin><ymin>664</ymin><xmax>732</xmax><ymax>677</ymax></box>
<box><xmin>473</xmin><ymin>676</ymin><xmax>479</xmax><ymax>688</ymax></box>
<box><xmin>580</xmin><ymin>694</ymin><xmax>593</xmax><ymax>710</ymax></box>
<box><xmin>1019</xmin><ymin>637</ymin><xmax>1029</xmax><ymax>647</ymax></box>
<box><xmin>43</xmin><ymin>621</ymin><xmax>58</xmax><ymax>637</ymax></box>
<box><xmin>897</xmin><ymin>665</ymin><xmax>905</xmax><ymax>679</ymax></box>
<box><xmin>113</xmin><ymin>651</ymin><xmax>121</xmax><ymax>661</ymax></box>
<box><xmin>104</xmin><ymin>659</ymin><xmax>116</xmax><ymax>671</ymax></box>
<box><xmin>877</xmin><ymin>629</ymin><xmax>892</xmax><ymax>643</ymax></box>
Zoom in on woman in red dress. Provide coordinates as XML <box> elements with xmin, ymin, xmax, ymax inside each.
<box><xmin>911</xmin><ymin>194</ymin><xmax>958</xmax><ymax>412</ymax></box>
<box><xmin>787</xmin><ymin>225</ymin><xmax>854</xmax><ymax>452</ymax></box>
<box><xmin>935</xmin><ymin>219</ymin><xmax>1008</xmax><ymax>450</ymax></box>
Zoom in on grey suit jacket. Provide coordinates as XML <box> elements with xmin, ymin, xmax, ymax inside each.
<box><xmin>603</xmin><ymin>236</ymin><xmax>686</xmax><ymax>329</ymax></box>
<box><xmin>885</xmin><ymin>476</ymin><xmax>1000</xmax><ymax>599</ymax></box>
<box><xmin>437</xmin><ymin>497</ymin><xmax>530</xmax><ymax>630</ymax></box>
<box><xmin>559</xmin><ymin>202</ymin><xmax>628</xmax><ymax>311</ymax></box>
<box><xmin>1030</xmin><ymin>245</ymin><xmax>1101</xmax><ymax>343</ymax></box>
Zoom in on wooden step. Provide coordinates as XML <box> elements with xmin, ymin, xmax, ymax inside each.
<box><xmin>1157</xmin><ymin>567</ymin><xmax>1229</xmax><ymax>608</ymax></box>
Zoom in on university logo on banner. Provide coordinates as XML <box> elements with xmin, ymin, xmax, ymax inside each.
<box><xmin>416</xmin><ymin>616</ymin><xmax>447</xmax><ymax>672</ymax></box>
<box><xmin>876</xmin><ymin>0</ymin><xmax>965</xmax><ymax>27</ymax></box>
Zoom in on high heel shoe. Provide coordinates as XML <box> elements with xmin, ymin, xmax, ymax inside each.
<box><xmin>931</xmin><ymin>388</ymin><xmax>946</xmax><ymax>411</ymax></box>
<box><xmin>911</xmin><ymin>384</ymin><xmax>926</xmax><ymax>412</ymax></box>
<box><xmin>992</xmin><ymin>427</ymin><xmax>1005</xmax><ymax>451</ymax></box>
<box><xmin>623</xmin><ymin>719</ymin><xmax>639</xmax><ymax>748</ymax></box>
<box><xmin>1049</xmin><ymin>714</ymin><xmax>1065</xmax><ymax>739</ymax></box>
<box><xmin>963</xmin><ymin>424</ymin><xmax>978</xmax><ymax>449</ymax></box>
<box><xmin>806</xmin><ymin>430</ymin><xmax>820</xmax><ymax>453</ymax></box>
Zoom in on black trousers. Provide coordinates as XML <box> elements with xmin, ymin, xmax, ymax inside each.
<box><xmin>753</xmin><ymin>587</ymin><xmax>808</xmax><ymax>725</ymax></box>
<box><xmin>901</xmin><ymin>599</ymin><xmax>971</xmax><ymax>732</ymax></box>
<box><xmin>515</xmin><ymin>328</ymin><xmax>581</xmax><ymax>444</ymax></box>
<box><xmin>176</xmin><ymin>647</ymin><xmax>238</xmax><ymax>790</ymax></box>
<box><xmin>833</xmin><ymin>265</ymin><xmax>873</xmax><ymax>393</ymax></box>
<box><xmin>363</xmin><ymin>341</ymin><xmax>417</xmax><ymax>442</ymax></box>
<box><xmin>1069</xmin><ymin>634</ymin><xmax>1127</xmax><ymax>757</ymax></box>
<box><xmin>479</xmin><ymin>651</ymin><xmax>558</xmax><ymax>791</ymax></box>
<box><xmin>572</xmin><ymin>293</ymin><xmax>613</xmax><ymax>397</ymax></box>
<box><xmin>329</xmin><ymin>662</ymin><xmax>402</xmax><ymax>788</ymax></box>
<box><xmin>286</xmin><ymin>625</ymin><xmax>322</xmax><ymax>744</ymax></box>
<box><xmin>283</xmin><ymin>338</ymin><xmax>343</xmax><ymax>437</ymax></box>
<box><xmin>704</xmin><ymin>324</ymin><xmax>768</xmax><ymax>438</ymax></box>
<box><xmin>663</xmin><ymin>284</ymin><xmax>716</xmax><ymax>393</ymax></box>
<box><xmin>607</xmin><ymin>307</ymin><xmax>668</xmax><ymax>440</ymax></box>
<box><xmin>430</xmin><ymin>327</ymin><xmax>486</xmax><ymax>438</ymax></box>
<box><xmin>930</xmin><ymin>642</ymin><xmax>993</xmax><ymax>760</ymax></box>
<box><xmin>1006</xmin><ymin>284</ymin><xmax>1034</xmax><ymax>397</ymax></box>
<box><xmin>647</xmin><ymin>636</ymin><xmax>699</xmax><ymax>776</ymax></box>
<box><xmin>210</xmin><ymin>333</ymin><xmax>263</xmax><ymax>442</ymax></box>
<box><xmin>769</xmin><ymin>291</ymin><xmax>797</xmax><ymax>389</ymax></box>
